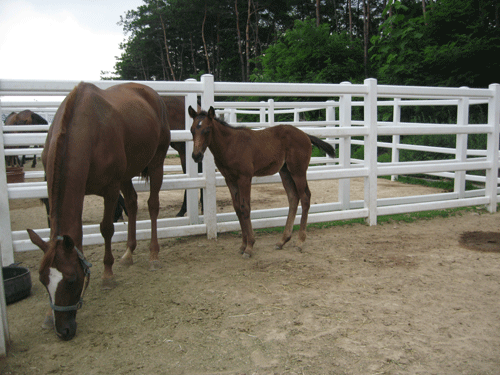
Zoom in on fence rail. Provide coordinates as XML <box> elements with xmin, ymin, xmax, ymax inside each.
<box><xmin>1</xmin><ymin>76</ymin><xmax>499</xmax><ymax>266</ymax></box>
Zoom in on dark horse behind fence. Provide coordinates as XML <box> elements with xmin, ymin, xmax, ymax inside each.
<box><xmin>27</xmin><ymin>82</ymin><xmax>171</xmax><ymax>340</ymax></box>
<box><xmin>189</xmin><ymin>106</ymin><xmax>335</xmax><ymax>258</ymax></box>
<box><xmin>163</xmin><ymin>96</ymin><xmax>203</xmax><ymax>217</ymax></box>
<box><xmin>4</xmin><ymin>110</ymin><xmax>48</xmax><ymax>168</ymax></box>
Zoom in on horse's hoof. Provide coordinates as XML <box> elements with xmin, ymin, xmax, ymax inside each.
<box><xmin>275</xmin><ymin>244</ymin><xmax>283</xmax><ymax>250</ymax></box>
<box><xmin>242</xmin><ymin>252</ymin><xmax>251</xmax><ymax>259</ymax></box>
<box><xmin>120</xmin><ymin>252</ymin><xmax>134</xmax><ymax>266</ymax></box>
<box><xmin>42</xmin><ymin>315</ymin><xmax>54</xmax><ymax>330</ymax></box>
<box><xmin>101</xmin><ymin>277</ymin><xmax>116</xmax><ymax>290</ymax></box>
<box><xmin>149</xmin><ymin>260</ymin><xmax>162</xmax><ymax>271</ymax></box>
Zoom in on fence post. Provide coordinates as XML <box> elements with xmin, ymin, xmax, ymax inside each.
<box><xmin>485</xmin><ymin>83</ymin><xmax>500</xmax><ymax>213</ymax></box>
<box><xmin>391</xmin><ymin>98</ymin><xmax>401</xmax><ymax>181</ymax></box>
<box><xmin>364</xmin><ymin>78</ymin><xmax>378</xmax><ymax>226</ymax></box>
<box><xmin>455</xmin><ymin>92</ymin><xmax>469</xmax><ymax>199</ymax></box>
<box><xmin>259</xmin><ymin>102</ymin><xmax>266</xmax><ymax>124</ymax></box>
<box><xmin>0</xmin><ymin>109</ymin><xmax>15</xmax><ymax>266</ymax></box>
<box><xmin>268</xmin><ymin>99</ymin><xmax>274</xmax><ymax>126</ymax></box>
<box><xmin>200</xmin><ymin>74</ymin><xmax>217</xmax><ymax>239</ymax></box>
<box><xmin>185</xmin><ymin>80</ymin><xmax>200</xmax><ymax>224</ymax></box>
<box><xmin>338</xmin><ymin>82</ymin><xmax>351</xmax><ymax>210</ymax></box>
<box><xmin>0</xmin><ymin>257</ymin><xmax>9</xmax><ymax>356</ymax></box>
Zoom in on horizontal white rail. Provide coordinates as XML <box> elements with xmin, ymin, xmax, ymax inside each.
<box><xmin>1</xmin><ymin>76</ymin><xmax>499</xmax><ymax>267</ymax></box>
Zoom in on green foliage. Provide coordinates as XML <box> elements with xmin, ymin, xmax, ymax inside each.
<box><xmin>252</xmin><ymin>19</ymin><xmax>364</xmax><ymax>84</ymax></box>
<box><xmin>371</xmin><ymin>0</ymin><xmax>500</xmax><ymax>88</ymax></box>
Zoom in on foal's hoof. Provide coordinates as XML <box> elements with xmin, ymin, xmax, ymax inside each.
<box><xmin>275</xmin><ymin>243</ymin><xmax>283</xmax><ymax>250</ymax></box>
<box><xmin>101</xmin><ymin>277</ymin><xmax>117</xmax><ymax>290</ymax></box>
<box><xmin>242</xmin><ymin>251</ymin><xmax>251</xmax><ymax>259</ymax></box>
<box><xmin>149</xmin><ymin>260</ymin><xmax>162</xmax><ymax>271</ymax></box>
<box><xmin>42</xmin><ymin>315</ymin><xmax>54</xmax><ymax>330</ymax></box>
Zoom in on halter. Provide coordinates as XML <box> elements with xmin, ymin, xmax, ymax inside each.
<box><xmin>50</xmin><ymin>236</ymin><xmax>92</xmax><ymax>312</ymax></box>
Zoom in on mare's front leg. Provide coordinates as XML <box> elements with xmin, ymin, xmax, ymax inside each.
<box><xmin>101</xmin><ymin>189</ymin><xmax>120</xmax><ymax>289</ymax></box>
<box><xmin>119</xmin><ymin>180</ymin><xmax>138</xmax><ymax>266</ymax></box>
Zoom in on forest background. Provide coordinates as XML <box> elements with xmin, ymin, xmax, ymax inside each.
<box><xmin>104</xmin><ymin>0</ymin><xmax>500</xmax><ymax>162</ymax></box>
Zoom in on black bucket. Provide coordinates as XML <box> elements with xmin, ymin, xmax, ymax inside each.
<box><xmin>3</xmin><ymin>265</ymin><xmax>32</xmax><ymax>305</ymax></box>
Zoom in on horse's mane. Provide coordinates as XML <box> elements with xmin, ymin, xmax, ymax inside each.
<box><xmin>31</xmin><ymin>112</ymin><xmax>48</xmax><ymax>125</ymax></box>
<box><xmin>50</xmin><ymin>84</ymin><xmax>80</xmax><ymax>231</ymax></box>
<box><xmin>39</xmin><ymin>243</ymin><xmax>57</xmax><ymax>273</ymax></box>
<box><xmin>198</xmin><ymin>110</ymin><xmax>241</xmax><ymax>130</ymax></box>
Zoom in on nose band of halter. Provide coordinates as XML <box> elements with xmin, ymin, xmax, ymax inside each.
<box><xmin>50</xmin><ymin>236</ymin><xmax>92</xmax><ymax>312</ymax></box>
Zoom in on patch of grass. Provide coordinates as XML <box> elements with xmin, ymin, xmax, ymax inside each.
<box><xmin>248</xmin><ymin>205</ymin><xmax>489</xmax><ymax>235</ymax></box>
<box><xmin>379</xmin><ymin>174</ymin><xmax>479</xmax><ymax>191</ymax></box>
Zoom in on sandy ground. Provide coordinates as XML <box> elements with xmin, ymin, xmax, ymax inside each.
<box><xmin>2</xmin><ymin>161</ymin><xmax>500</xmax><ymax>375</ymax></box>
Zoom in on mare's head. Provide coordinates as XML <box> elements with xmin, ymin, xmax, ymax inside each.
<box><xmin>27</xmin><ymin>229</ymin><xmax>91</xmax><ymax>341</ymax></box>
<box><xmin>189</xmin><ymin>105</ymin><xmax>216</xmax><ymax>163</ymax></box>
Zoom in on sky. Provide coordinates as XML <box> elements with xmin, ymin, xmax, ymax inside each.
<box><xmin>0</xmin><ymin>0</ymin><xmax>145</xmax><ymax>81</ymax></box>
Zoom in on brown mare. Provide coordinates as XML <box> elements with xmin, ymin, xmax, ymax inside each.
<box><xmin>189</xmin><ymin>106</ymin><xmax>335</xmax><ymax>258</ymax></box>
<box><xmin>27</xmin><ymin>82</ymin><xmax>170</xmax><ymax>340</ymax></box>
<box><xmin>4</xmin><ymin>110</ymin><xmax>48</xmax><ymax>167</ymax></box>
<box><xmin>40</xmin><ymin>96</ymin><xmax>200</xmax><ymax>227</ymax></box>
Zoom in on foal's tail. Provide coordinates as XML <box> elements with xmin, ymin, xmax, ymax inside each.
<box><xmin>308</xmin><ymin>135</ymin><xmax>336</xmax><ymax>158</ymax></box>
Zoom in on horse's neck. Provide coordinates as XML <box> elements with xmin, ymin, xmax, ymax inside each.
<box><xmin>210</xmin><ymin>120</ymin><xmax>235</xmax><ymax>153</ymax></box>
<box><xmin>47</xmin><ymin>137</ymin><xmax>89</xmax><ymax>247</ymax></box>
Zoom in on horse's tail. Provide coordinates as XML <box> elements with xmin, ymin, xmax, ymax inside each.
<box><xmin>308</xmin><ymin>135</ymin><xmax>336</xmax><ymax>158</ymax></box>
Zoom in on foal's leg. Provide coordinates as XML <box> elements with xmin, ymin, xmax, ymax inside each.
<box><xmin>147</xmin><ymin>164</ymin><xmax>164</xmax><ymax>270</ymax></box>
<box><xmin>276</xmin><ymin>166</ymin><xmax>300</xmax><ymax>250</ymax></box>
<box><xmin>119</xmin><ymin>180</ymin><xmax>138</xmax><ymax>266</ymax></box>
<box><xmin>236</xmin><ymin>177</ymin><xmax>255</xmax><ymax>258</ymax></box>
<box><xmin>226</xmin><ymin>180</ymin><xmax>248</xmax><ymax>254</ymax></box>
<box><xmin>101</xmin><ymin>189</ymin><xmax>120</xmax><ymax>288</ymax></box>
<box><xmin>227</xmin><ymin>177</ymin><xmax>255</xmax><ymax>257</ymax></box>
<box><xmin>291</xmin><ymin>175</ymin><xmax>311</xmax><ymax>249</ymax></box>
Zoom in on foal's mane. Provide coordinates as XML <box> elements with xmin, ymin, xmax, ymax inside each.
<box><xmin>198</xmin><ymin>110</ymin><xmax>242</xmax><ymax>130</ymax></box>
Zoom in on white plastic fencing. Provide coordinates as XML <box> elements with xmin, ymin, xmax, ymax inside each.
<box><xmin>1</xmin><ymin>75</ymin><xmax>500</xmax><ymax>267</ymax></box>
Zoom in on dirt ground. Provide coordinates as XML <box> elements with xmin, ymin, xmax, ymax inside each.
<box><xmin>2</xmin><ymin>162</ymin><xmax>500</xmax><ymax>375</ymax></box>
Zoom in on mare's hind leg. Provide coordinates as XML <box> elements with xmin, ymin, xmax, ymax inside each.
<box><xmin>101</xmin><ymin>189</ymin><xmax>121</xmax><ymax>288</ymax></box>
<box><xmin>147</xmin><ymin>164</ymin><xmax>164</xmax><ymax>270</ymax></box>
<box><xmin>276</xmin><ymin>166</ymin><xmax>300</xmax><ymax>250</ymax></box>
<box><xmin>119</xmin><ymin>180</ymin><xmax>138</xmax><ymax>267</ymax></box>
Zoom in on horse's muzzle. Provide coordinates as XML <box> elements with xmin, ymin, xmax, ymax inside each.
<box><xmin>54</xmin><ymin>312</ymin><xmax>78</xmax><ymax>341</ymax></box>
<box><xmin>192</xmin><ymin>152</ymin><xmax>204</xmax><ymax>163</ymax></box>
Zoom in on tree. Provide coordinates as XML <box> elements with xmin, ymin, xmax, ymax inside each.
<box><xmin>252</xmin><ymin>19</ymin><xmax>364</xmax><ymax>83</ymax></box>
<box><xmin>371</xmin><ymin>0</ymin><xmax>500</xmax><ymax>87</ymax></box>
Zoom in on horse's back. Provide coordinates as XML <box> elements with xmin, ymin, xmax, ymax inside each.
<box><xmin>44</xmin><ymin>82</ymin><xmax>170</xmax><ymax>189</ymax></box>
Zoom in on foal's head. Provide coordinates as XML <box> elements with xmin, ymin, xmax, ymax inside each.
<box><xmin>27</xmin><ymin>229</ymin><xmax>91</xmax><ymax>341</ymax></box>
<box><xmin>188</xmin><ymin>105</ymin><xmax>216</xmax><ymax>163</ymax></box>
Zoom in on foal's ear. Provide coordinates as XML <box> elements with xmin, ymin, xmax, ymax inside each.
<box><xmin>208</xmin><ymin>106</ymin><xmax>215</xmax><ymax>119</ymax></box>
<box><xmin>188</xmin><ymin>105</ymin><xmax>197</xmax><ymax>119</ymax></box>
<box><xmin>27</xmin><ymin>229</ymin><xmax>49</xmax><ymax>253</ymax></box>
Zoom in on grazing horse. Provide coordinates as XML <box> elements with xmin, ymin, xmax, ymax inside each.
<box><xmin>27</xmin><ymin>82</ymin><xmax>170</xmax><ymax>340</ymax></box>
<box><xmin>4</xmin><ymin>110</ymin><xmax>48</xmax><ymax>167</ymax></box>
<box><xmin>189</xmin><ymin>106</ymin><xmax>335</xmax><ymax>258</ymax></box>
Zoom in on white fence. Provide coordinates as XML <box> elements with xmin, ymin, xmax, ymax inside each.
<box><xmin>1</xmin><ymin>75</ymin><xmax>499</xmax><ymax>267</ymax></box>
